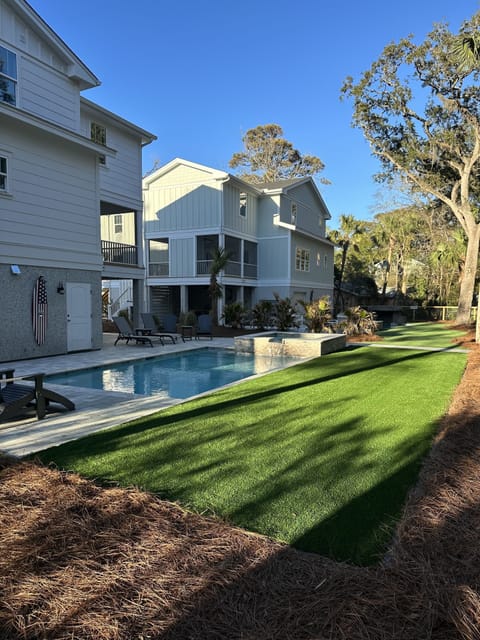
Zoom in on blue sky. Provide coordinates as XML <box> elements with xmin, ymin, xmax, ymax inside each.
<box><xmin>29</xmin><ymin>0</ymin><xmax>480</xmax><ymax>227</ymax></box>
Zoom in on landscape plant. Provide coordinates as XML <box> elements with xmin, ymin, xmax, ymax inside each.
<box><xmin>221</xmin><ymin>302</ymin><xmax>246</xmax><ymax>328</ymax></box>
<box><xmin>252</xmin><ymin>300</ymin><xmax>274</xmax><ymax>330</ymax></box>
<box><xmin>300</xmin><ymin>296</ymin><xmax>333</xmax><ymax>332</ymax></box>
<box><xmin>272</xmin><ymin>293</ymin><xmax>298</xmax><ymax>331</ymax></box>
<box><xmin>338</xmin><ymin>306</ymin><xmax>378</xmax><ymax>336</ymax></box>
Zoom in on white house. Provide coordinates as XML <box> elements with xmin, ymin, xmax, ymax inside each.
<box><xmin>142</xmin><ymin>158</ymin><xmax>334</xmax><ymax>323</ymax></box>
<box><xmin>0</xmin><ymin>0</ymin><xmax>155</xmax><ymax>361</ymax></box>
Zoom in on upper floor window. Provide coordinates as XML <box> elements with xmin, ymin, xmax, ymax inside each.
<box><xmin>239</xmin><ymin>192</ymin><xmax>247</xmax><ymax>217</ymax></box>
<box><xmin>295</xmin><ymin>247</ymin><xmax>310</xmax><ymax>272</ymax></box>
<box><xmin>91</xmin><ymin>122</ymin><xmax>107</xmax><ymax>146</ymax></box>
<box><xmin>291</xmin><ymin>203</ymin><xmax>297</xmax><ymax>225</ymax></box>
<box><xmin>0</xmin><ymin>46</ymin><xmax>17</xmax><ymax>105</ymax></box>
<box><xmin>114</xmin><ymin>214</ymin><xmax>123</xmax><ymax>234</ymax></box>
<box><xmin>0</xmin><ymin>156</ymin><xmax>8</xmax><ymax>191</ymax></box>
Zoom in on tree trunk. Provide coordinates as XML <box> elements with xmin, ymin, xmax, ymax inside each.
<box><xmin>456</xmin><ymin>226</ymin><xmax>480</xmax><ymax>325</ymax></box>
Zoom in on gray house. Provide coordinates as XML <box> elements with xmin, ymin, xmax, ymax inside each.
<box><xmin>0</xmin><ymin>0</ymin><xmax>155</xmax><ymax>361</ymax></box>
<box><xmin>142</xmin><ymin>158</ymin><xmax>335</xmax><ymax>322</ymax></box>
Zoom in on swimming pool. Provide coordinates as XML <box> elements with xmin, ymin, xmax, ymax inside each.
<box><xmin>46</xmin><ymin>348</ymin><xmax>302</xmax><ymax>400</ymax></box>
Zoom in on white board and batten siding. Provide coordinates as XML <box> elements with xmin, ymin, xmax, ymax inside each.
<box><xmin>222</xmin><ymin>182</ymin><xmax>258</xmax><ymax>237</ymax></box>
<box><xmin>144</xmin><ymin>180</ymin><xmax>223</xmax><ymax>234</ymax></box>
<box><xmin>170</xmin><ymin>237</ymin><xmax>195</xmax><ymax>277</ymax></box>
<box><xmin>0</xmin><ymin>125</ymin><xmax>100</xmax><ymax>270</ymax></box>
<box><xmin>279</xmin><ymin>182</ymin><xmax>329</xmax><ymax>238</ymax></box>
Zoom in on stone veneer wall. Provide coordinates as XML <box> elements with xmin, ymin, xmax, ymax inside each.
<box><xmin>234</xmin><ymin>332</ymin><xmax>346</xmax><ymax>358</ymax></box>
<box><xmin>0</xmin><ymin>264</ymin><xmax>102</xmax><ymax>362</ymax></box>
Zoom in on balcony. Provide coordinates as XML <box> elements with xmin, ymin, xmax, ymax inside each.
<box><xmin>196</xmin><ymin>259</ymin><xmax>213</xmax><ymax>275</ymax></box>
<box><xmin>243</xmin><ymin>263</ymin><xmax>257</xmax><ymax>279</ymax></box>
<box><xmin>102</xmin><ymin>240</ymin><xmax>138</xmax><ymax>266</ymax></box>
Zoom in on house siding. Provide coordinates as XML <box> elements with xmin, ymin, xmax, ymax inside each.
<box><xmin>144</xmin><ymin>168</ymin><xmax>222</xmax><ymax>234</ymax></box>
<box><xmin>0</xmin><ymin>120</ymin><xmax>100</xmax><ymax>270</ymax></box>
<box><xmin>81</xmin><ymin>107</ymin><xmax>144</xmax><ymax>210</ymax></box>
<box><xmin>222</xmin><ymin>183</ymin><xmax>258</xmax><ymax>236</ymax></box>
<box><xmin>20</xmin><ymin>56</ymin><xmax>79</xmax><ymax>129</ymax></box>
<box><xmin>1</xmin><ymin>1</ymin><xmax>81</xmax><ymax>130</ymax></box>
<box><xmin>171</xmin><ymin>237</ymin><xmax>194</xmax><ymax>277</ymax></box>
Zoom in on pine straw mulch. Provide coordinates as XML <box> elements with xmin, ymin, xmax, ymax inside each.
<box><xmin>1</xmin><ymin>335</ymin><xmax>480</xmax><ymax>639</ymax></box>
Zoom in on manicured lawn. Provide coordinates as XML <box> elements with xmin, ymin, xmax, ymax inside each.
<box><xmin>378</xmin><ymin>321</ymin><xmax>467</xmax><ymax>348</ymax></box>
<box><xmin>34</xmin><ymin>341</ymin><xmax>466</xmax><ymax>565</ymax></box>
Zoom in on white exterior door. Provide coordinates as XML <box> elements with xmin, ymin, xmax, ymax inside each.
<box><xmin>67</xmin><ymin>283</ymin><xmax>92</xmax><ymax>352</ymax></box>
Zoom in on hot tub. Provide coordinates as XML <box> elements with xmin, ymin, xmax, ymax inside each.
<box><xmin>234</xmin><ymin>331</ymin><xmax>346</xmax><ymax>358</ymax></box>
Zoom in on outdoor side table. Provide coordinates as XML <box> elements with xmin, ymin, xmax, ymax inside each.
<box><xmin>181</xmin><ymin>325</ymin><xmax>194</xmax><ymax>340</ymax></box>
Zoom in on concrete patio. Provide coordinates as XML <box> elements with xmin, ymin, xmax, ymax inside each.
<box><xmin>0</xmin><ymin>333</ymin><xmax>234</xmax><ymax>457</ymax></box>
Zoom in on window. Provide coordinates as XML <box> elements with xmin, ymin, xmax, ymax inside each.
<box><xmin>295</xmin><ymin>247</ymin><xmax>310</xmax><ymax>272</ymax></box>
<box><xmin>243</xmin><ymin>240</ymin><xmax>257</xmax><ymax>278</ymax></box>
<box><xmin>0</xmin><ymin>156</ymin><xmax>7</xmax><ymax>191</ymax></box>
<box><xmin>291</xmin><ymin>203</ymin><xmax>297</xmax><ymax>225</ymax></box>
<box><xmin>149</xmin><ymin>238</ymin><xmax>169</xmax><ymax>276</ymax></box>
<box><xmin>114</xmin><ymin>214</ymin><xmax>123</xmax><ymax>234</ymax></box>
<box><xmin>0</xmin><ymin>46</ymin><xmax>17</xmax><ymax>105</ymax></box>
<box><xmin>224</xmin><ymin>235</ymin><xmax>241</xmax><ymax>276</ymax></box>
<box><xmin>90</xmin><ymin>122</ymin><xmax>107</xmax><ymax>146</ymax></box>
<box><xmin>196</xmin><ymin>235</ymin><xmax>218</xmax><ymax>275</ymax></box>
<box><xmin>239</xmin><ymin>192</ymin><xmax>247</xmax><ymax>217</ymax></box>
<box><xmin>316</xmin><ymin>251</ymin><xmax>321</xmax><ymax>267</ymax></box>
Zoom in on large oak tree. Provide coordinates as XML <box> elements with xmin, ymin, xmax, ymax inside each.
<box><xmin>342</xmin><ymin>13</ymin><xmax>480</xmax><ymax>324</ymax></box>
<box><xmin>229</xmin><ymin>124</ymin><xmax>329</xmax><ymax>184</ymax></box>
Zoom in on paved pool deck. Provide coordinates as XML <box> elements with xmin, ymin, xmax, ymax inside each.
<box><xmin>0</xmin><ymin>333</ymin><xmax>234</xmax><ymax>457</ymax></box>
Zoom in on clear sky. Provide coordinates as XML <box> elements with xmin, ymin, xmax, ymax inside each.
<box><xmin>28</xmin><ymin>0</ymin><xmax>480</xmax><ymax>228</ymax></box>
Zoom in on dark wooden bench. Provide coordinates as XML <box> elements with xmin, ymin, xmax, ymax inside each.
<box><xmin>0</xmin><ymin>369</ymin><xmax>75</xmax><ymax>423</ymax></box>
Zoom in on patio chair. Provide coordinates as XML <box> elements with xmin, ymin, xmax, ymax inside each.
<box><xmin>141</xmin><ymin>313</ymin><xmax>179</xmax><ymax>344</ymax></box>
<box><xmin>195</xmin><ymin>314</ymin><xmax>213</xmax><ymax>340</ymax></box>
<box><xmin>0</xmin><ymin>369</ymin><xmax>75</xmax><ymax>423</ymax></box>
<box><xmin>113</xmin><ymin>316</ymin><xmax>153</xmax><ymax>347</ymax></box>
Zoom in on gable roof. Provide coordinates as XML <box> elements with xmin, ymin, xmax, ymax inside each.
<box><xmin>8</xmin><ymin>0</ymin><xmax>100</xmax><ymax>90</ymax></box>
<box><xmin>257</xmin><ymin>176</ymin><xmax>331</xmax><ymax>219</ymax></box>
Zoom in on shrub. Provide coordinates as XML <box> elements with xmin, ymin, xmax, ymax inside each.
<box><xmin>338</xmin><ymin>306</ymin><xmax>377</xmax><ymax>336</ymax></box>
<box><xmin>222</xmin><ymin>302</ymin><xmax>246</xmax><ymax>328</ymax></box>
<box><xmin>273</xmin><ymin>293</ymin><xmax>298</xmax><ymax>331</ymax></box>
<box><xmin>300</xmin><ymin>296</ymin><xmax>333</xmax><ymax>333</ymax></box>
<box><xmin>252</xmin><ymin>300</ymin><xmax>274</xmax><ymax>330</ymax></box>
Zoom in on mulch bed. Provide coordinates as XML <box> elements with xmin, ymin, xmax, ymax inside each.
<box><xmin>1</xmin><ymin>337</ymin><xmax>480</xmax><ymax>639</ymax></box>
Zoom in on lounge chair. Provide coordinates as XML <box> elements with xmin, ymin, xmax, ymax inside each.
<box><xmin>195</xmin><ymin>314</ymin><xmax>213</xmax><ymax>340</ymax></box>
<box><xmin>0</xmin><ymin>369</ymin><xmax>75</xmax><ymax>423</ymax></box>
<box><xmin>141</xmin><ymin>313</ymin><xmax>179</xmax><ymax>344</ymax></box>
<box><xmin>113</xmin><ymin>316</ymin><xmax>153</xmax><ymax>347</ymax></box>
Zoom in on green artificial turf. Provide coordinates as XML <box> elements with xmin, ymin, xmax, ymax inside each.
<box><xmin>378</xmin><ymin>321</ymin><xmax>467</xmax><ymax>348</ymax></box>
<box><xmin>34</xmin><ymin>343</ymin><xmax>466</xmax><ymax>566</ymax></box>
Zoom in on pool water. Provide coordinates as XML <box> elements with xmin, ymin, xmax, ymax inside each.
<box><xmin>46</xmin><ymin>348</ymin><xmax>301</xmax><ymax>399</ymax></box>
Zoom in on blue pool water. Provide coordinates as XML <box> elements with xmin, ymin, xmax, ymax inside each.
<box><xmin>46</xmin><ymin>348</ymin><xmax>301</xmax><ymax>399</ymax></box>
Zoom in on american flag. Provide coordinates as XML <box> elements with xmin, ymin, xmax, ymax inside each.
<box><xmin>32</xmin><ymin>276</ymin><xmax>48</xmax><ymax>345</ymax></box>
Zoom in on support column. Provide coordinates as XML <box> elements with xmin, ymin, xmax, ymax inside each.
<box><xmin>180</xmin><ymin>285</ymin><xmax>188</xmax><ymax>314</ymax></box>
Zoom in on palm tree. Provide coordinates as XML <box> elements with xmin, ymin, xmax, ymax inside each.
<box><xmin>328</xmin><ymin>214</ymin><xmax>365</xmax><ymax>313</ymax></box>
<box><xmin>209</xmin><ymin>247</ymin><xmax>230</xmax><ymax>325</ymax></box>
<box><xmin>452</xmin><ymin>33</ymin><xmax>480</xmax><ymax>73</ymax></box>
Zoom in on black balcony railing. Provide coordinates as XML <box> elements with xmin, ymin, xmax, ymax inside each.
<box><xmin>102</xmin><ymin>240</ymin><xmax>138</xmax><ymax>265</ymax></box>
